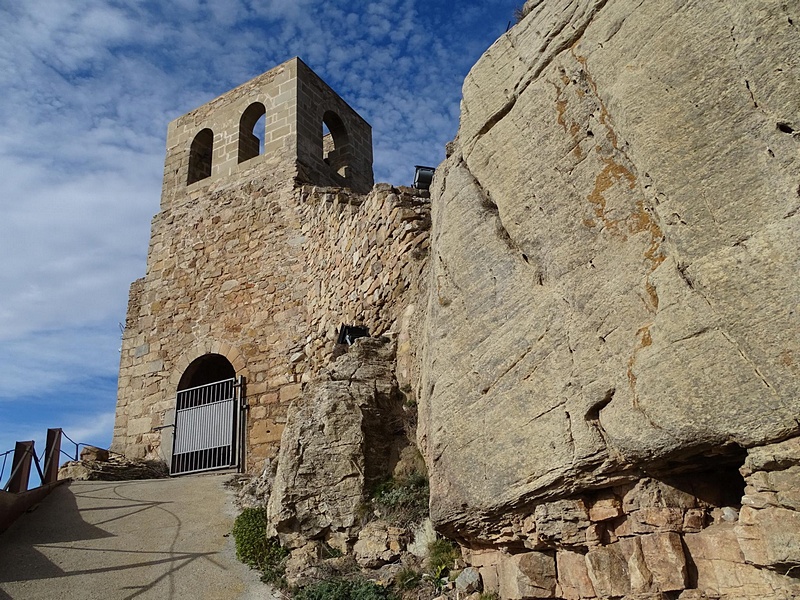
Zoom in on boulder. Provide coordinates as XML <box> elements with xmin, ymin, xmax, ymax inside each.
<box><xmin>498</xmin><ymin>551</ymin><xmax>557</xmax><ymax>599</ymax></box>
<box><xmin>79</xmin><ymin>446</ymin><xmax>109</xmax><ymax>462</ymax></box>
<box><xmin>267</xmin><ymin>338</ymin><xmax>407</xmax><ymax>548</ymax></box>
<box><xmin>455</xmin><ymin>567</ymin><xmax>483</xmax><ymax>593</ymax></box>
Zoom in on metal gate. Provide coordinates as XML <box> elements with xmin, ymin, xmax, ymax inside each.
<box><xmin>171</xmin><ymin>376</ymin><xmax>244</xmax><ymax>476</ymax></box>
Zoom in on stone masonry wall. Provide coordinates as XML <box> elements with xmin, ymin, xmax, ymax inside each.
<box><xmin>112</xmin><ymin>173</ymin><xmax>429</xmax><ymax>471</ymax></box>
<box><xmin>113</xmin><ymin>59</ymin><xmax>411</xmax><ymax>471</ymax></box>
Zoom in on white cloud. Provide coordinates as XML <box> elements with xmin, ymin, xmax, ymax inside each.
<box><xmin>0</xmin><ymin>0</ymin><xmax>521</xmax><ymax>449</ymax></box>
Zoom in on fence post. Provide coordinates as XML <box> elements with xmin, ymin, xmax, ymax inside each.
<box><xmin>43</xmin><ymin>428</ymin><xmax>63</xmax><ymax>484</ymax></box>
<box><xmin>7</xmin><ymin>441</ymin><xmax>34</xmax><ymax>493</ymax></box>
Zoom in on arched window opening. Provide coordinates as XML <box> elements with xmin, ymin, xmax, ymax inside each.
<box><xmin>321</xmin><ymin>110</ymin><xmax>350</xmax><ymax>178</ymax></box>
<box><xmin>238</xmin><ymin>102</ymin><xmax>267</xmax><ymax>163</ymax></box>
<box><xmin>187</xmin><ymin>128</ymin><xmax>214</xmax><ymax>185</ymax></box>
<box><xmin>178</xmin><ymin>353</ymin><xmax>235</xmax><ymax>391</ymax></box>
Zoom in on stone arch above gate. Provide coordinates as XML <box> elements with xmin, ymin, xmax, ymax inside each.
<box><xmin>170</xmin><ymin>342</ymin><xmax>246</xmax><ymax>391</ymax></box>
<box><xmin>178</xmin><ymin>354</ymin><xmax>235</xmax><ymax>390</ymax></box>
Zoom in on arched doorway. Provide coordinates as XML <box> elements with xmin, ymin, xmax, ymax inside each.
<box><xmin>171</xmin><ymin>354</ymin><xmax>243</xmax><ymax>475</ymax></box>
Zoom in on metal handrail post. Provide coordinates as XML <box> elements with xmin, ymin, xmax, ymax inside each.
<box><xmin>43</xmin><ymin>428</ymin><xmax>63</xmax><ymax>484</ymax></box>
<box><xmin>6</xmin><ymin>441</ymin><xmax>34</xmax><ymax>493</ymax></box>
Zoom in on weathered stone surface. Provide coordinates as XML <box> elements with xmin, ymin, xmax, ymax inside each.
<box><xmin>79</xmin><ymin>446</ymin><xmax>109</xmax><ymax>462</ymax></box>
<box><xmin>638</xmin><ymin>532</ymin><xmax>687</xmax><ymax>592</ymax></box>
<box><xmin>736</xmin><ymin>440</ymin><xmax>800</xmax><ymax>573</ymax></box>
<box><xmin>58</xmin><ymin>455</ymin><xmax>168</xmax><ymax>481</ymax></box>
<box><xmin>556</xmin><ymin>550</ymin><xmax>595</xmax><ymax>600</ymax></box>
<box><xmin>353</xmin><ymin>521</ymin><xmax>402</xmax><ymax>568</ymax></box>
<box><xmin>498</xmin><ymin>551</ymin><xmax>557</xmax><ymax>599</ymax></box>
<box><xmin>455</xmin><ymin>566</ymin><xmax>483</xmax><ymax>593</ymax></box>
<box><xmin>419</xmin><ymin>0</ymin><xmax>800</xmax><ymax>546</ymax></box>
<box><xmin>407</xmin><ymin>518</ymin><xmax>437</xmax><ymax>559</ymax></box>
<box><xmin>683</xmin><ymin>524</ymin><xmax>776</xmax><ymax>599</ymax></box>
<box><xmin>267</xmin><ymin>338</ymin><xmax>406</xmax><ymax>548</ymax></box>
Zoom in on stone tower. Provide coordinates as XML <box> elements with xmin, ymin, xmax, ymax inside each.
<box><xmin>111</xmin><ymin>58</ymin><xmax>430</xmax><ymax>472</ymax></box>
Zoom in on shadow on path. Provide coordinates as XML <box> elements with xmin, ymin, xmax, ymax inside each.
<box><xmin>0</xmin><ymin>476</ymin><xmax>247</xmax><ymax>600</ymax></box>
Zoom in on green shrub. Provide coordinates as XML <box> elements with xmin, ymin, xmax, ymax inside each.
<box><xmin>394</xmin><ymin>567</ymin><xmax>422</xmax><ymax>590</ymax></box>
<box><xmin>371</xmin><ymin>471</ymin><xmax>429</xmax><ymax>526</ymax></box>
<box><xmin>479</xmin><ymin>592</ymin><xmax>500</xmax><ymax>600</ymax></box>
<box><xmin>425</xmin><ymin>538</ymin><xmax>461</xmax><ymax>592</ymax></box>
<box><xmin>293</xmin><ymin>577</ymin><xmax>395</xmax><ymax>600</ymax></box>
<box><xmin>427</xmin><ymin>538</ymin><xmax>460</xmax><ymax>574</ymax></box>
<box><xmin>231</xmin><ymin>507</ymin><xmax>289</xmax><ymax>586</ymax></box>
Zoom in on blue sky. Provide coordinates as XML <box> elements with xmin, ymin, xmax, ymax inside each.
<box><xmin>0</xmin><ymin>0</ymin><xmax>521</xmax><ymax>480</ymax></box>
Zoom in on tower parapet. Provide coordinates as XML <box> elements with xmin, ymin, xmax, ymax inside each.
<box><xmin>161</xmin><ymin>57</ymin><xmax>373</xmax><ymax>211</ymax></box>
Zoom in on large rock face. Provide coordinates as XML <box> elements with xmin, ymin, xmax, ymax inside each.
<box><xmin>420</xmin><ymin>0</ymin><xmax>799</xmax><ymax>542</ymax></box>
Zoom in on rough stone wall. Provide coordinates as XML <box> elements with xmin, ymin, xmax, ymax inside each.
<box><xmin>113</xmin><ymin>59</ymin><xmax>426</xmax><ymax>470</ymax></box>
<box><xmin>420</xmin><ymin>0</ymin><xmax>799</xmax><ymax>598</ymax></box>
<box><xmin>113</xmin><ymin>176</ymin><xmax>429</xmax><ymax>470</ymax></box>
<box><xmin>464</xmin><ymin>440</ymin><xmax>800</xmax><ymax>599</ymax></box>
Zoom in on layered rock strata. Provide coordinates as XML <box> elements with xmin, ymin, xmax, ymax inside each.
<box><xmin>419</xmin><ymin>0</ymin><xmax>799</xmax><ymax>598</ymax></box>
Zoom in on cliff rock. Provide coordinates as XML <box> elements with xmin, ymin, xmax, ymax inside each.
<box><xmin>421</xmin><ymin>0</ymin><xmax>799</xmax><ymax>534</ymax></box>
<box><xmin>419</xmin><ymin>1</ymin><xmax>800</xmax><ymax>597</ymax></box>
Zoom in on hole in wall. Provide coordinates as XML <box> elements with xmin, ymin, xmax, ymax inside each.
<box><xmin>648</xmin><ymin>443</ymin><xmax>748</xmax><ymax>507</ymax></box>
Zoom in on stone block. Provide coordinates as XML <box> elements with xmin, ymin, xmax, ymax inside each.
<box><xmin>556</xmin><ymin>550</ymin><xmax>595</xmax><ymax>599</ymax></box>
<box><xmin>735</xmin><ymin>505</ymin><xmax>800</xmax><ymax>568</ymax></box>
<box><xmin>249</xmin><ymin>419</ymin><xmax>283</xmax><ymax>445</ymax></box>
<box><xmin>353</xmin><ymin>521</ymin><xmax>399</xmax><ymax>568</ymax></box>
<box><xmin>589</xmin><ymin>493</ymin><xmax>623</xmax><ymax>522</ymax></box>
<box><xmin>639</xmin><ymin>532</ymin><xmax>687</xmax><ymax>592</ymax></box>
<box><xmin>79</xmin><ymin>446</ymin><xmax>109</xmax><ymax>462</ymax></box>
<box><xmin>586</xmin><ymin>544</ymin><xmax>631</xmax><ymax>598</ymax></box>
<box><xmin>127</xmin><ymin>417</ymin><xmax>153</xmax><ymax>437</ymax></box>
<box><xmin>498</xmin><ymin>551</ymin><xmax>557</xmax><ymax>599</ymax></box>
<box><xmin>279</xmin><ymin>383</ymin><xmax>303</xmax><ymax>402</ymax></box>
<box><xmin>455</xmin><ymin>567</ymin><xmax>482</xmax><ymax>593</ymax></box>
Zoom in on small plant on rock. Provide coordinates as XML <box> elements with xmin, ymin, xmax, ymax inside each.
<box><xmin>231</xmin><ymin>507</ymin><xmax>289</xmax><ymax>586</ymax></box>
<box><xmin>424</xmin><ymin>538</ymin><xmax>461</xmax><ymax>592</ymax></box>
<box><xmin>426</xmin><ymin>538</ymin><xmax>460</xmax><ymax>574</ymax></box>
<box><xmin>371</xmin><ymin>471</ymin><xmax>429</xmax><ymax>526</ymax></box>
<box><xmin>293</xmin><ymin>576</ymin><xmax>395</xmax><ymax>600</ymax></box>
<box><xmin>394</xmin><ymin>566</ymin><xmax>422</xmax><ymax>590</ymax></box>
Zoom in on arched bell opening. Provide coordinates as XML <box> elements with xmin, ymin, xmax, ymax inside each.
<box><xmin>321</xmin><ymin>110</ymin><xmax>351</xmax><ymax>179</ymax></box>
<box><xmin>238</xmin><ymin>102</ymin><xmax>267</xmax><ymax>163</ymax></box>
<box><xmin>187</xmin><ymin>128</ymin><xmax>214</xmax><ymax>184</ymax></box>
